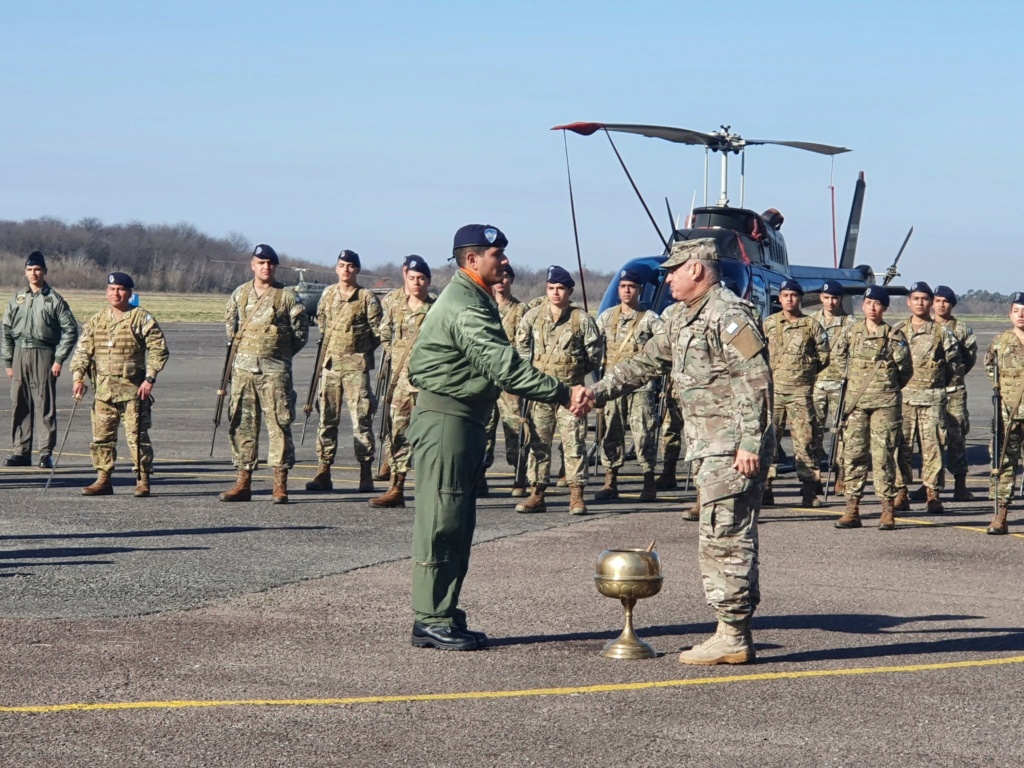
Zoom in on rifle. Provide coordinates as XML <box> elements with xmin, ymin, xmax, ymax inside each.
<box><xmin>822</xmin><ymin>377</ymin><xmax>849</xmax><ymax>503</ymax></box>
<box><xmin>210</xmin><ymin>339</ymin><xmax>238</xmax><ymax>456</ymax></box>
<box><xmin>301</xmin><ymin>333</ymin><xmax>327</xmax><ymax>445</ymax></box>
<box><xmin>513</xmin><ymin>396</ymin><xmax>530</xmax><ymax>490</ymax></box>
<box><xmin>374</xmin><ymin>353</ymin><xmax>393</xmax><ymax>474</ymax></box>
<box><xmin>42</xmin><ymin>395</ymin><xmax>80</xmax><ymax>496</ymax></box>
<box><xmin>992</xmin><ymin>353</ymin><xmax>1002</xmax><ymax>518</ymax></box>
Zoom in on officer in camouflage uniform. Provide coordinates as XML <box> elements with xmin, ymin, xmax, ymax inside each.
<box><xmin>832</xmin><ymin>286</ymin><xmax>913</xmax><ymax>530</ymax></box>
<box><xmin>811</xmin><ymin>280</ymin><xmax>856</xmax><ymax>494</ymax></box>
<box><xmin>578</xmin><ymin>238</ymin><xmax>773</xmax><ymax>665</ymax></box>
<box><xmin>762</xmin><ymin>279</ymin><xmax>829</xmax><ymax>507</ymax></box>
<box><xmin>594</xmin><ymin>267</ymin><xmax>663</xmax><ymax>502</ymax></box>
<box><xmin>514</xmin><ymin>265</ymin><xmax>601</xmax><ymax>516</ymax></box>
<box><xmin>71</xmin><ymin>272</ymin><xmax>168</xmax><ymax>497</ymax></box>
<box><xmin>370</xmin><ymin>255</ymin><xmax>435</xmax><ymax>509</ymax></box>
<box><xmin>893</xmin><ymin>281</ymin><xmax>963</xmax><ymax>513</ymax></box>
<box><xmin>3</xmin><ymin>251</ymin><xmax>78</xmax><ymax>468</ymax></box>
<box><xmin>932</xmin><ymin>285</ymin><xmax>978</xmax><ymax>501</ymax></box>
<box><xmin>482</xmin><ymin>264</ymin><xmax>528</xmax><ymax>496</ymax></box>
<box><xmin>306</xmin><ymin>249</ymin><xmax>382</xmax><ymax>493</ymax></box>
<box><xmin>219</xmin><ymin>244</ymin><xmax>309</xmax><ymax>504</ymax></box>
<box><xmin>373</xmin><ymin>276</ymin><xmax>412</xmax><ymax>482</ymax></box>
<box><xmin>984</xmin><ymin>291</ymin><xmax>1024</xmax><ymax>535</ymax></box>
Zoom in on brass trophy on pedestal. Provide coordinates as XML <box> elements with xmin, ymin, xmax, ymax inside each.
<box><xmin>594</xmin><ymin>541</ymin><xmax>663</xmax><ymax>659</ymax></box>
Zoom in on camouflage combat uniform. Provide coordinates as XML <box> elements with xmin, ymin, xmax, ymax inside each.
<box><xmin>225</xmin><ymin>280</ymin><xmax>308</xmax><ymax>471</ymax></box>
<box><xmin>894</xmin><ymin>319</ymin><xmax>962</xmax><ymax>493</ymax></box>
<box><xmin>937</xmin><ymin>316</ymin><xmax>978</xmax><ymax>480</ymax></box>
<box><xmin>484</xmin><ymin>294</ymin><xmax>527</xmax><ymax>468</ymax></box>
<box><xmin>515</xmin><ymin>300</ymin><xmax>601</xmax><ymax>488</ymax></box>
<box><xmin>811</xmin><ymin>309</ymin><xmax>856</xmax><ymax>469</ymax></box>
<box><xmin>595</xmin><ymin>303</ymin><xmax>663</xmax><ymax>473</ymax></box>
<box><xmin>985</xmin><ymin>329</ymin><xmax>1024</xmax><ymax>528</ymax></box>
<box><xmin>314</xmin><ymin>283</ymin><xmax>382</xmax><ymax>467</ymax></box>
<box><xmin>70</xmin><ymin>306</ymin><xmax>169</xmax><ymax>474</ymax></box>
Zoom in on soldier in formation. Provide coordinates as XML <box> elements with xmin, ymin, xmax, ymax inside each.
<box><xmin>514</xmin><ymin>265</ymin><xmax>601</xmax><ymax>516</ymax></box>
<box><xmin>762</xmin><ymin>279</ymin><xmax>829</xmax><ymax>507</ymax></box>
<box><xmin>219</xmin><ymin>244</ymin><xmax>309</xmax><ymax>504</ymax></box>
<box><xmin>811</xmin><ymin>280</ymin><xmax>855</xmax><ymax>495</ymax></box>
<box><xmin>893</xmin><ymin>281</ymin><xmax>962</xmax><ymax>513</ymax></box>
<box><xmin>594</xmin><ymin>267</ymin><xmax>663</xmax><ymax>502</ymax></box>
<box><xmin>370</xmin><ymin>255</ymin><xmax>434</xmax><ymax>509</ymax></box>
<box><xmin>373</xmin><ymin>263</ymin><xmax>413</xmax><ymax>483</ymax></box>
<box><xmin>3</xmin><ymin>251</ymin><xmax>78</xmax><ymax>468</ymax></box>
<box><xmin>832</xmin><ymin>286</ymin><xmax>912</xmax><ymax>530</ymax></box>
<box><xmin>306</xmin><ymin>249</ymin><xmax>382</xmax><ymax>493</ymax></box>
<box><xmin>71</xmin><ymin>272</ymin><xmax>168</xmax><ymax>497</ymax></box>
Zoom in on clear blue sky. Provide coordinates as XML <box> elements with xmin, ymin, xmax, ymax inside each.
<box><xmin>2</xmin><ymin>0</ymin><xmax>1020</xmax><ymax>292</ymax></box>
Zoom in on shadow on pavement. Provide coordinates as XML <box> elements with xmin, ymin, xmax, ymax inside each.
<box><xmin>1</xmin><ymin>525</ymin><xmax>330</xmax><ymax>542</ymax></box>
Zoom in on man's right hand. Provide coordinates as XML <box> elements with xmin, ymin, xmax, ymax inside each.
<box><xmin>4</xmin><ymin>368</ymin><xmax>12</xmax><ymax>378</ymax></box>
<box><xmin>72</xmin><ymin>381</ymin><xmax>86</xmax><ymax>400</ymax></box>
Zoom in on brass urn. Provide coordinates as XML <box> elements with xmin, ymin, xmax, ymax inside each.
<box><xmin>594</xmin><ymin>542</ymin><xmax>663</xmax><ymax>659</ymax></box>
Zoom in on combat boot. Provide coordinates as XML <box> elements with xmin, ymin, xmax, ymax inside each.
<box><xmin>373</xmin><ymin>462</ymin><xmax>391</xmax><ymax>482</ymax></box>
<box><xmin>510</xmin><ymin>482</ymin><xmax>527</xmax><ymax>498</ymax></box>
<box><xmin>987</xmin><ymin>503</ymin><xmax>1009</xmax><ymax>535</ymax></box>
<box><xmin>639</xmin><ymin>472</ymin><xmax>657</xmax><ymax>502</ymax></box>
<box><xmin>656</xmin><ymin>459</ymin><xmax>678</xmax><ymax>491</ymax></box>
<box><xmin>833</xmin><ymin>466</ymin><xmax>845</xmax><ymax>496</ymax></box>
<box><xmin>594</xmin><ymin>469</ymin><xmax>618</xmax><ymax>501</ymax></box>
<box><xmin>306</xmin><ymin>464</ymin><xmax>333</xmax><ymax>491</ymax></box>
<box><xmin>358</xmin><ymin>462</ymin><xmax>374</xmax><ymax>493</ymax></box>
<box><xmin>681</xmin><ymin>491</ymin><xmax>701</xmax><ymax>521</ymax></box>
<box><xmin>678</xmin><ymin>619</ymin><xmax>755</xmax><ymax>666</ymax></box>
<box><xmin>953</xmin><ymin>474</ymin><xmax>975</xmax><ymax>502</ymax></box>
<box><xmin>272</xmin><ymin>467</ymin><xmax>289</xmax><ymax>504</ymax></box>
<box><xmin>834</xmin><ymin>496</ymin><xmax>862</xmax><ymax>529</ymax></box>
<box><xmin>879</xmin><ymin>498</ymin><xmax>896</xmax><ymax>530</ymax></box>
<box><xmin>370</xmin><ymin>472</ymin><xmax>406</xmax><ymax>508</ymax></box>
<box><xmin>556</xmin><ymin>473</ymin><xmax>568</xmax><ymax>488</ymax></box>
<box><xmin>515</xmin><ymin>484</ymin><xmax>547</xmax><ymax>514</ymax></box>
<box><xmin>134</xmin><ymin>472</ymin><xmax>150</xmax><ymax>498</ymax></box>
<box><xmin>893</xmin><ymin>487</ymin><xmax>911</xmax><ymax>511</ymax></box>
<box><xmin>800</xmin><ymin>478</ymin><xmax>822</xmax><ymax>508</ymax></box>
<box><xmin>476</xmin><ymin>472</ymin><xmax>489</xmax><ymax>498</ymax></box>
<box><xmin>925</xmin><ymin>487</ymin><xmax>944</xmax><ymax>514</ymax></box>
<box><xmin>219</xmin><ymin>469</ymin><xmax>252</xmax><ymax>502</ymax></box>
<box><xmin>761</xmin><ymin>480</ymin><xmax>775</xmax><ymax>507</ymax></box>
<box><xmin>909</xmin><ymin>484</ymin><xmax>928</xmax><ymax>502</ymax></box>
<box><xmin>82</xmin><ymin>470</ymin><xmax>113</xmax><ymax>496</ymax></box>
<box><xmin>568</xmin><ymin>484</ymin><xmax>588</xmax><ymax>515</ymax></box>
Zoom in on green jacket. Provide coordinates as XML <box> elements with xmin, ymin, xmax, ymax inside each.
<box><xmin>408</xmin><ymin>269</ymin><xmax>569</xmax><ymax>417</ymax></box>
<box><xmin>2</xmin><ymin>284</ymin><xmax>79</xmax><ymax>366</ymax></box>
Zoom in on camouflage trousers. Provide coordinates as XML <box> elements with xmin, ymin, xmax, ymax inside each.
<box><xmin>387</xmin><ymin>378</ymin><xmax>418</xmax><ymax>475</ymax></box>
<box><xmin>843</xmin><ymin>404</ymin><xmax>901</xmax><ymax>500</ymax></box>
<box><xmin>660</xmin><ymin>392</ymin><xmax>683</xmax><ymax>465</ymax></box>
<box><xmin>600</xmin><ymin>389</ymin><xmax>658</xmax><ymax>473</ymax></box>
<box><xmin>526</xmin><ymin>401</ymin><xmax>587</xmax><ymax>487</ymax></box>
<box><xmin>316</xmin><ymin>368</ymin><xmax>375</xmax><ymax>466</ymax></box>
<box><xmin>484</xmin><ymin>392</ymin><xmax>521</xmax><ymax>468</ymax></box>
<box><xmin>769</xmin><ymin>388</ymin><xmax>818</xmax><ymax>481</ymax></box>
<box><xmin>90</xmin><ymin>396</ymin><xmax>153</xmax><ymax>473</ymax></box>
<box><xmin>812</xmin><ymin>380</ymin><xmax>844</xmax><ymax>469</ymax></box>
<box><xmin>897</xmin><ymin>397</ymin><xmax>947</xmax><ymax>490</ymax></box>
<box><xmin>990</xmin><ymin>418</ymin><xmax>1023</xmax><ymax>503</ymax></box>
<box><xmin>942</xmin><ymin>387</ymin><xmax>971</xmax><ymax>477</ymax></box>
<box><xmin>228</xmin><ymin>368</ymin><xmax>296</xmax><ymax>471</ymax></box>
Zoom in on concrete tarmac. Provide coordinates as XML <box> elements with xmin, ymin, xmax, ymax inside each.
<box><xmin>1</xmin><ymin>321</ymin><xmax>1022</xmax><ymax>766</ymax></box>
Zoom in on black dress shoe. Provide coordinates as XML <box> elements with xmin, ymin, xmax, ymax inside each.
<box><xmin>38</xmin><ymin>456</ymin><xmax>54</xmax><ymax>469</ymax></box>
<box><xmin>4</xmin><ymin>454</ymin><xmax>31</xmax><ymax>467</ymax></box>
<box><xmin>411</xmin><ymin>622</ymin><xmax>480</xmax><ymax>651</ymax></box>
<box><xmin>455</xmin><ymin>624</ymin><xmax>490</xmax><ymax>648</ymax></box>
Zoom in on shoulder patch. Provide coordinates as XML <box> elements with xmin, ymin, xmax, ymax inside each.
<box><xmin>722</xmin><ymin>317</ymin><xmax>764</xmax><ymax>360</ymax></box>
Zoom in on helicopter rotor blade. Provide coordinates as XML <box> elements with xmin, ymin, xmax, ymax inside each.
<box><xmin>745</xmin><ymin>139</ymin><xmax>852</xmax><ymax>156</ymax></box>
<box><xmin>839</xmin><ymin>171</ymin><xmax>867</xmax><ymax>270</ymax></box>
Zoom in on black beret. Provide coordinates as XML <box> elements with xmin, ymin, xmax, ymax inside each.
<box><xmin>403</xmin><ymin>254</ymin><xmax>431</xmax><ymax>278</ymax></box>
<box><xmin>780</xmin><ymin>279</ymin><xmax>804</xmax><ymax>295</ymax></box>
<box><xmin>618</xmin><ymin>267</ymin><xmax>647</xmax><ymax>285</ymax></box>
<box><xmin>25</xmin><ymin>250</ymin><xmax>46</xmax><ymax>269</ymax></box>
<box><xmin>1011</xmin><ymin>292</ymin><xmax>1024</xmax><ymax>307</ymax></box>
<box><xmin>934</xmin><ymin>285</ymin><xmax>957</xmax><ymax>306</ymax></box>
<box><xmin>504</xmin><ymin>264</ymin><xmax>515</xmax><ymax>280</ymax></box>
<box><xmin>864</xmin><ymin>285</ymin><xmax>890</xmax><ymax>308</ymax></box>
<box><xmin>546</xmin><ymin>265</ymin><xmax>575</xmax><ymax>289</ymax></box>
<box><xmin>453</xmin><ymin>224</ymin><xmax>508</xmax><ymax>251</ymax></box>
<box><xmin>338</xmin><ymin>249</ymin><xmax>361</xmax><ymax>268</ymax></box>
<box><xmin>107</xmin><ymin>272</ymin><xmax>135</xmax><ymax>290</ymax></box>
<box><xmin>909</xmin><ymin>281</ymin><xmax>933</xmax><ymax>298</ymax></box>
<box><xmin>252</xmin><ymin>243</ymin><xmax>279</xmax><ymax>265</ymax></box>
<box><xmin>820</xmin><ymin>279</ymin><xmax>844</xmax><ymax>297</ymax></box>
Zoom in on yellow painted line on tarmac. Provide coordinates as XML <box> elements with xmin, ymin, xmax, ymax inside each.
<box><xmin>4</xmin><ymin>654</ymin><xmax>1023</xmax><ymax>715</ymax></box>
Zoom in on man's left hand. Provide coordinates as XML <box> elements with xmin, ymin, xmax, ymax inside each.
<box><xmin>51</xmin><ymin>362</ymin><xmax>62</xmax><ymax>378</ymax></box>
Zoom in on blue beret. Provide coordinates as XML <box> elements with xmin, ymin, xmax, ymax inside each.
<box><xmin>820</xmin><ymin>279</ymin><xmax>844</xmax><ymax>297</ymax></box>
<box><xmin>546</xmin><ymin>265</ymin><xmax>575</xmax><ymax>288</ymax></box>
<box><xmin>909</xmin><ymin>281</ymin><xmax>933</xmax><ymax>297</ymax></box>
<box><xmin>252</xmin><ymin>243</ymin><xmax>279</xmax><ymax>265</ymax></box>
<box><xmin>934</xmin><ymin>285</ymin><xmax>957</xmax><ymax>305</ymax></box>
<box><xmin>453</xmin><ymin>224</ymin><xmax>508</xmax><ymax>251</ymax></box>
<box><xmin>25</xmin><ymin>250</ymin><xmax>46</xmax><ymax>269</ymax></box>
<box><xmin>108</xmin><ymin>272</ymin><xmax>135</xmax><ymax>290</ymax></box>
<box><xmin>618</xmin><ymin>267</ymin><xmax>647</xmax><ymax>285</ymax></box>
<box><xmin>403</xmin><ymin>254</ymin><xmax>431</xmax><ymax>278</ymax></box>
<box><xmin>504</xmin><ymin>264</ymin><xmax>515</xmax><ymax>280</ymax></box>
<box><xmin>338</xmin><ymin>249</ymin><xmax>360</xmax><ymax>268</ymax></box>
<box><xmin>1011</xmin><ymin>292</ymin><xmax>1024</xmax><ymax>306</ymax></box>
<box><xmin>780</xmin><ymin>279</ymin><xmax>804</xmax><ymax>295</ymax></box>
<box><xmin>864</xmin><ymin>285</ymin><xmax>890</xmax><ymax>307</ymax></box>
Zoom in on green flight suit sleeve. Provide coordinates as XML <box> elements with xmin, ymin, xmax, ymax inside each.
<box><xmin>1</xmin><ymin>296</ymin><xmax>15</xmax><ymax>366</ymax></box>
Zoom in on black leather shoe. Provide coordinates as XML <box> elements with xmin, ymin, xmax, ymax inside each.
<box><xmin>455</xmin><ymin>624</ymin><xmax>490</xmax><ymax>648</ymax></box>
<box><xmin>38</xmin><ymin>456</ymin><xmax>54</xmax><ymax>469</ymax></box>
<box><xmin>4</xmin><ymin>454</ymin><xmax>31</xmax><ymax>467</ymax></box>
<box><xmin>411</xmin><ymin>622</ymin><xmax>480</xmax><ymax>651</ymax></box>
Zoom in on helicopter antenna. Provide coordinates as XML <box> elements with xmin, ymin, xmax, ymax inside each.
<box><xmin>703</xmin><ymin>148</ymin><xmax>709</xmax><ymax>207</ymax></box>
<box><xmin>600</xmin><ymin>127</ymin><xmax>668</xmax><ymax>250</ymax></box>
<box><xmin>829</xmin><ymin>157</ymin><xmax>838</xmax><ymax>268</ymax></box>
<box><xmin>561</xmin><ymin>132</ymin><xmax>589</xmax><ymax>312</ymax></box>
<box><xmin>688</xmin><ymin>190</ymin><xmax>696</xmax><ymax>228</ymax></box>
<box><xmin>740</xmin><ymin>147</ymin><xmax>746</xmax><ymax>208</ymax></box>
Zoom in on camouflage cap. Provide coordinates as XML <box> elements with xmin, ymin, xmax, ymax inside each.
<box><xmin>662</xmin><ymin>238</ymin><xmax>720</xmax><ymax>269</ymax></box>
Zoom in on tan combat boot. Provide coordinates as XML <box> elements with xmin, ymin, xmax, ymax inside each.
<box><xmin>834</xmin><ymin>496</ymin><xmax>862</xmax><ymax>529</ymax></box>
<box><xmin>925</xmin><ymin>487</ymin><xmax>944</xmax><ymax>514</ymax></box>
<box><xmin>358</xmin><ymin>462</ymin><xmax>374</xmax><ymax>493</ymax></box>
<box><xmin>678</xmin><ymin>619</ymin><xmax>755</xmax><ymax>665</ymax></box>
<box><xmin>373</xmin><ymin>462</ymin><xmax>391</xmax><ymax>482</ymax></box>
<box><xmin>594</xmin><ymin>469</ymin><xmax>618</xmax><ymax>500</ymax></box>
<box><xmin>953</xmin><ymin>474</ymin><xmax>975</xmax><ymax>501</ymax></box>
<box><xmin>272</xmin><ymin>468</ymin><xmax>289</xmax><ymax>504</ymax></box>
<box><xmin>879</xmin><ymin>498</ymin><xmax>896</xmax><ymax>530</ymax></box>
<box><xmin>515</xmin><ymin>484</ymin><xmax>547</xmax><ymax>514</ymax></box>
<box><xmin>556</xmin><ymin>473</ymin><xmax>568</xmax><ymax>488</ymax></box>
<box><xmin>568</xmin><ymin>484</ymin><xmax>588</xmax><ymax>515</ymax></box>
<box><xmin>510</xmin><ymin>481</ymin><xmax>527</xmax><ymax>498</ymax></box>
<box><xmin>681</xmin><ymin>490</ymin><xmax>701</xmax><ymax>521</ymax></box>
<box><xmin>833</xmin><ymin>466</ymin><xmax>845</xmax><ymax>496</ymax></box>
<box><xmin>987</xmin><ymin>503</ymin><xmax>1009</xmax><ymax>535</ymax></box>
<box><xmin>656</xmin><ymin>459</ymin><xmax>678</xmax><ymax>491</ymax></box>
<box><xmin>639</xmin><ymin>472</ymin><xmax>657</xmax><ymax>502</ymax></box>
<box><xmin>219</xmin><ymin>469</ymin><xmax>252</xmax><ymax>502</ymax></box>
<box><xmin>800</xmin><ymin>478</ymin><xmax>822</xmax><ymax>508</ymax></box>
<box><xmin>893</xmin><ymin>487</ymin><xmax>911</xmax><ymax>511</ymax></box>
<box><xmin>82</xmin><ymin>470</ymin><xmax>113</xmax><ymax>496</ymax></box>
<box><xmin>306</xmin><ymin>463</ymin><xmax>333</xmax><ymax>491</ymax></box>
<box><xmin>369</xmin><ymin>472</ymin><xmax>406</xmax><ymax>508</ymax></box>
<box><xmin>134</xmin><ymin>472</ymin><xmax>150</xmax><ymax>498</ymax></box>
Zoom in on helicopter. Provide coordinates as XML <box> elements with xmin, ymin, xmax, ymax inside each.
<box><xmin>551</xmin><ymin>122</ymin><xmax>910</xmax><ymax>318</ymax></box>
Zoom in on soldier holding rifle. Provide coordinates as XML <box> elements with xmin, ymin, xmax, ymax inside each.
<box><xmin>811</xmin><ymin>280</ymin><xmax>855</xmax><ymax>495</ymax></box>
<box><xmin>984</xmin><ymin>292</ymin><xmax>1024</xmax><ymax>535</ymax></box>
<box><xmin>304</xmin><ymin>249</ymin><xmax>382</xmax><ymax>493</ymax></box>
